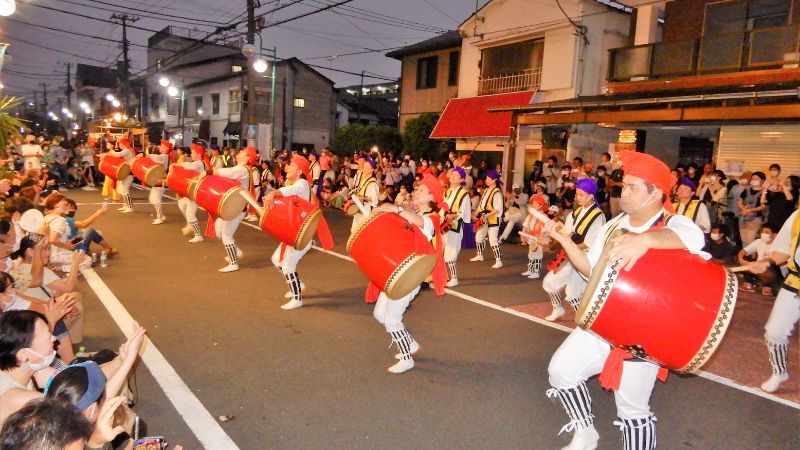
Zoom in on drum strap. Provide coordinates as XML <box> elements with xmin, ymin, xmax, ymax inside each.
<box><xmin>573</xmin><ymin>205</ymin><xmax>604</xmax><ymax>239</ymax></box>
<box><xmin>782</xmin><ymin>212</ymin><xmax>800</xmax><ymax>292</ymax></box>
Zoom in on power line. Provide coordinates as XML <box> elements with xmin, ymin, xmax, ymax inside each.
<box><xmin>4</xmin><ymin>17</ymin><xmax>150</xmax><ymax>50</ymax></box>
<box><xmin>2</xmin><ymin>34</ymin><xmax>119</xmax><ymax>65</ymax></box>
<box><xmin>24</xmin><ymin>1</ymin><xmax>177</xmax><ymax>34</ymax></box>
<box><xmin>63</xmin><ymin>0</ymin><xmax>228</xmax><ymax>26</ymax></box>
<box><xmin>304</xmin><ymin>46</ymin><xmax>404</xmax><ymax>60</ymax></box>
<box><xmin>420</xmin><ymin>0</ymin><xmax>459</xmax><ymax>24</ymax></box>
<box><xmin>310</xmin><ymin>0</ymin><xmax>449</xmax><ymax>33</ymax></box>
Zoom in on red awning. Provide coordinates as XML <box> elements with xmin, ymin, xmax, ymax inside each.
<box><xmin>430</xmin><ymin>91</ymin><xmax>535</xmax><ymax>139</ymax></box>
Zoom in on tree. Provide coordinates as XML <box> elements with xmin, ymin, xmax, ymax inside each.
<box><xmin>332</xmin><ymin>123</ymin><xmax>402</xmax><ymax>155</ymax></box>
<box><xmin>402</xmin><ymin>113</ymin><xmax>446</xmax><ymax>160</ymax></box>
<box><xmin>0</xmin><ymin>96</ymin><xmax>28</xmax><ymax>158</ymax></box>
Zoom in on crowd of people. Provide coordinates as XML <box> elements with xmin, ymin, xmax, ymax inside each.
<box><xmin>0</xmin><ymin>131</ymin><xmax>797</xmax><ymax>449</ymax></box>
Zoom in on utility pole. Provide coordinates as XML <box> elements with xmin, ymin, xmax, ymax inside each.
<box><xmin>357</xmin><ymin>70</ymin><xmax>364</xmax><ymax>123</ymax></box>
<box><xmin>245</xmin><ymin>0</ymin><xmax>257</xmax><ymax>149</ymax></box>
<box><xmin>41</xmin><ymin>83</ymin><xmax>48</xmax><ymax>112</ymax></box>
<box><xmin>111</xmin><ymin>13</ymin><xmax>139</xmax><ymax>114</ymax></box>
<box><xmin>65</xmin><ymin>62</ymin><xmax>73</xmax><ymax>109</ymax></box>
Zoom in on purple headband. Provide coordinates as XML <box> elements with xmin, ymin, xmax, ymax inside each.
<box><xmin>486</xmin><ymin>169</ymin><xmax>500</xmax><ymax>181</ymax></box>
<box><xmin>453</xmin><ymin>166</ymin><xmax>466</xmax><ymax>179</ymax></box>
<box><xmin>308</xmin><ymin>149</ymin><xmax>319</xmax><ymax>159</ymax></box>
<box><xmin>679</xmin><ymin>177</ymin><xmax>697</xmax><ymax>191</ymax></box>
<box><xmin>575</xmin><ymin>178</ymin><xmax>598</xmax><ymax>196</ymax></box>
<box><xmin>364</xmin><ymin>156</ymin><xmax>378</xmax><ymax>169</ymax></box>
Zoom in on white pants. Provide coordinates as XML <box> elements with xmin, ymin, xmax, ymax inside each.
<box><xmin>177</xmin><ymin>197</ymin><xmax>199</xmax><ymax>223</ymax></box>
<box><xmin>215</xmin><ymin>211</ymin><xmax>245</xmax><ymax>246</ymax></box>
<box><xmin>528</xmin><ymin>244</ymin><xmax>543</xmax><ymax>260</ymax></box>
<box><xmin>149</xmin><ymin>186</ymin><xmax>164</xmax><ymax>205</ymax></box>
<box><xmin>500</xmin><ymin>209</ymin><xmax>525</xmax><ymax>240</ymax></box>
<box><xmin>765</xmin><ymin>288</ymin><xmax>800</xmax><ymax>345</ymax></box>
<box><xmin>351</xmin><ymin>211</ymin><xmax>369</xmax><ymax>233</ymax></box>
<box><xmin>373</xmin><ymin>286</ymin><xmax>420</xmax><ymax>332</ymax></box>
<box><xmin>270</xmin><ymin>241</ymin><xmax>312</xmax><ymax>275</ymax></box>
<box><xmin>444</xmin><ymin>229</ymin><xmax>463</xmax><ymax>263</ymax></box>
<box><xmin>116</xmin><ymin>175</ymin><xmax>133</xmax><ymax>195</ymax></box>
<box><xmin>542</xmin><ymin>262</ymin><xmax>582</xmax><ymax>299</ymax></box>
<box><xmin>475</xmin><ymin>223</ymin><xmax>499</xmax><ymax>247</ymax></box>
<box><xmin>549</xmin><ymin>327</ymin><xmax>659</xmax><ymax>420</ymax></box>
<box><xmin>51</xmin><ymin>252</ymin><xmax>93</xmax><ymax>272</ymax></box>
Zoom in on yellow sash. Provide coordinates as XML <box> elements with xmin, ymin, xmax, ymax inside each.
<box><xmin>672</xmin><ymin>199</ymin><xmax>701</xmax><ymax>221</ymax></box>
<box><xmin>481</xmin><ymin>187</ymin><xmax>501</xmax><ymax>226</ymax></box>
<box><xmin>784</xmin><ymin>212</ymin><xmax>800</xmax><ymax>292</ymax></box>
<box><xmin>445</xmin><ymin>186</ymin><xmax>469</xmax><ymax>232</ymax></box>
<box><xmin>572</xmin><ymin>204</ymin><xmax>604</xmax><ymax>239</ymax></box>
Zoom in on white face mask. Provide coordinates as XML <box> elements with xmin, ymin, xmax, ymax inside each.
<box><xmin>761</xmin><ymin>233</ymin><xmax>772</xmax><ymax>241</ymax></box>
<box><xmin>708</xmin><ymin>176</ymin><xmax>717</xmax><ymax>183</ymax></box>
<box><xmin>710</xmin><ymin>233</ymin><xmax>722</xmax><ymax>241</ymax></box>
<box><xmin>770</xmin><ymin>170</ymin><xmax>780</xmax><ymax>177</ymax></box>
<box><xmin>24</xmin><ymin>348</ymin><xmax>56</xmax><ymax>371</ymax></box>
<box><xmin>751</xmin><ymin>180</ymin><xmax>762</xmax><ymax>187</ymax></box>
<box><xmin>739</xmin><ymin>179</ymin><xmax>749</xmax><ymax>185</ymax></box>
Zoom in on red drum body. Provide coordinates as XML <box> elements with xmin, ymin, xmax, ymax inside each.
<box><xmin>342</xmin><ymin>199</ymin><xmax>359</xmax><ymax>216</ymax></box>
<box><xmin>167</xmin><ymin>166</ymin><xmax>200</xmax><ymax>199</ymax></box>
<box><xmin>99</xmin><ymin>156</ymin><xmax>131</xmax><ymax>181</ymax></box>
<box><xmin>131</xmin><ymin>157</ymin><xmax>166</xmax><ymax>186</ymax></box>
<box><xmin>259</xmin><ymin>196</ymin><xmax>321</xmax><ymax>249</ymax></box>
<box><xmin>577</xmin><ymin>248</ymin><xmax>737</xmax><ymax>373</ymax></box>
<box><xmin>347</xmin><ymin>211</ymin><xmax>437</xmax><ymax>300</ymax></box>
<box><xmin>194</xmin><ymin>176</ymin><xmax>247</xmax><ymax>220</ymax></box>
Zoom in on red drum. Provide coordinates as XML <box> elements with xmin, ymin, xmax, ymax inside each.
<box><xmin>98</xmin><ymin>156</ymin><xmax>131</xmax><ymax>181</ymax></box>
<box><xmin>167</xmin><ymin>166</ymin><xmax>200</xmax><ymax>198</ymax></box>
<box><xmin>259</xmin><ymin>196</ymin><xmax>321</xmax><ymax>249</ymax></box>
<box><xmin>131</xmin><ymin>157</ymin><xmax>166</xmax><ymax>186</ymax></box>
<box><xmin>342</xmin><ymin>199</ymin><xmax>360</xmax><ymax>216</ymax></box>
<box><xmin>194</xmin><ymin>176</ymin><xmax>247</xmax><ymax>220</ymax></box>
<box><xmin>577</xmin><ymin>246</ymin><xmax>737</xmax><ymax>373</ymax></box>
<box><xmin>347</xmin><ymin>211</ymin><xmax>437</xmax><ymax>300</ymax></box>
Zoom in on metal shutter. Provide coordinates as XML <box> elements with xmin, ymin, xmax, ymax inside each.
<box><xmin>716</xmin><ymin>125</ymin><xmax>800</xmax><ymax>176</ymax></box>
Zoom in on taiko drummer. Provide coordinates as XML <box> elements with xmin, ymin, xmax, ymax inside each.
<box><xmin>542</xmin><ymin>152</ymin><xmax>705</xmax><ymax>450</ymax></box>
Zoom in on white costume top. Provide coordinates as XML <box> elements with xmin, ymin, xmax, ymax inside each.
<box><xmin>217</xmin><ymin>165</ymin><xmax>250</xmax><ymax>190</ymax></box>
<box><xmin>107</xmin><ymin>148</ymin><xmax>134</xmax><ymax>163</ymax></box>
<box><xmin>178</xmin><ymin>160</ymin><xmax>205</xmax><ymax>172</ymax></box>
<box><xmin>279</xmin><ymin>178</ymin><xmax>311</xmax><ymax>202</ymax></box>
<box><xmin>148</xmin><ymin>153</ymin><xmax>169</xmax><ymax>169</ymax></box>
<box><xmin>674</xmin><ymin>200</ymin><xmax>711</xmax><ymax>233</ymax></box>
<box><xmin>772</xmin><ymin>210</ymin><xmax>799</xmax><ymax>261</ymax></box>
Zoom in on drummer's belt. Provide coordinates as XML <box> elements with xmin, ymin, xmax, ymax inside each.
<box><xmin>547</xmin><ymin>250</ymin><xmax>567</xmax><ymax>272</ymax></box>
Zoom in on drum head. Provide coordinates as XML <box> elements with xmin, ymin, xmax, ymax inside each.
<box><xmin>385</xmin><ymin>254</ymin><xmax>437</xmax><ymax>300</ymax></box>
<box><xmin>116</xmin><ymin>163</ymin><xmax>131</xmax><ymax>181</ymax></box>
<box><xmin>144</xmin><ymin>165</ymin><xmax>166</xmax><ymax>186</ymax></box>
<box><xmin>344</xmin><ymin>203</ymin><xmax>360</xmax><ymax>216</ymax></box>
<box><xmin>187</xmin><ymin>180</ymin><xmax>199</xmax><ymax>200</ymax></box>
<box><xmin>295</xmin><ymin>208</ymin><xmax>322</xmax><ymax>249</ymax></box>
<box><xmin>217</xmin><ymin>188</ymin><xmax>247</xmax><ymax>220</ymax></box>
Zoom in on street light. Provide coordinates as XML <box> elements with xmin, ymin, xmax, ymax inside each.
<box><xmin>0</xmin><ymin>1</ymin><xmax>16</xmax><ymax>17</ymax></box>
<box><xmin>159</xmin><ymin>76</ymin><xmax>170</xmax><ymax>87</ymax></box>
<box><xmin>167</xmin><ymin>86</ymin><xmax>179</xmax><ymax>97</ymax></box>
<box><xmin>79</xmin><ymin>101</ymin><xmax>88</xmax><ymax>110</ymax></box>
<box><xmin>105</xmin><ymin>93</ymin><xmax>115</xmax><ymax>102</ymax></box>
<box><xmin>112</xmin><ymin>99</ymin><xmax>121</xmax><ymax>108</ymax></box>
<box><xmin>252</xmin><ymin>58</ymin><xmax>269</xmax><ymax>74</ymax></box>
<box><xmin>61</xmin><ymin>107</ymin><xmax>69</xmax><ymax>114</ymax></box>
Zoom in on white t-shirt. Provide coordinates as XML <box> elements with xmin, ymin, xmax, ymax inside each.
<box><xmin>17</xmin><ymin>263</ymin><xmax>61</xmax><ymax>301</ymax></box>
<box><xmin>45</xmin><ymin>214</ymin><xmax>72</xmax><ymax>261</ymax></box>
<box><xmin>20</xmin><ymin>144</ymin><xmax>44</xmax><ymax>170</ymax></box>
<box><xmin>279</xmin><ymin>179</ymin><xmax>311</xmax><ymax>201</ymax></box>
<box><xmin>743</xmin><ymin>237</ymin><xmax>774</xmax><ymax>261</ymax></box>
<box><xmin>586</xmin><ymin>209</ymin><xmax>707</xmax><ymax>270</ymax></box>
<box><xmin>217</xmin><ymin>165</ymin><xmax>250</xmax><ymax>190</ymax></box>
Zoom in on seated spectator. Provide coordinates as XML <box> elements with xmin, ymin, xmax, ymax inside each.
<box><xmin>394</xmin><ymin>184</ymin><xmax>409</xmax><ymax>207</ymax></box>
<box><xmin>43</xmin><ymin>194</ymin><xmax>92</xmax><ymax>273</ymax></box>
<box><xmin>0</xmin><ymin>397</ymin><xmax>92</xmax><ymax>449</ymax></box>
<box><xmin>738</xmin><ymin>225</ymin><xmax>781</xmax><ymax>296</ymax></box>
<box><xmin>703</xmin><ymin>225</ymin><xmax>738</xmax><ymax>265</ymax></box>
<box><xmin>63</xmin><ymin>199</ymin><xmax>117</xmax><ymax>256</ymax></box>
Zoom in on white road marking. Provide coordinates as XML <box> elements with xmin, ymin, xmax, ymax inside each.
<box><xmin>81</xmin><ymin>269</ymin><xmax>241</xmax><ymax>449</ymax></box>
<box><xmin>134</xmin><ymin>186</ymin><xmax>800</xmax><ymax>410</ymax></box>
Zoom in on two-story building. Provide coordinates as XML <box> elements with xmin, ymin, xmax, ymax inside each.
<box><xmin>423</xmin><ymin>0</ymin><xmax>631</xmax><ymax>187</ymax></box>
<box><xmin>386</xmin><ymin>30</ymin><xmax>462</xmax><ymax>132</ymax></box>
<box><xmin>496</xmin><ymin>0</ymin><xmax>800</xmax><ymax>177</ymax></box>
<box><xmin>146</xmin><ymin>27</ymin><xmax>336</xmax><ymax>156</ymax></box>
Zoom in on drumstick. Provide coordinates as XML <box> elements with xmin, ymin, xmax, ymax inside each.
<box><xmin>350</xmin><ymin>194</ymin><xmax>370</xmax><ymax>217</ymax></box>
<box><xmin>238</xmin><ymin>190</ymin><xmax>263</xmax><ymax>214</ymax></box>
<box><xmin>728</xmin><ymin>265</ymin><xmax>753</xmax><ymax>273</ymax></box>
<box><xmin>527</xmin><ymin>207</ymin><xmax>570</xmax><ymax>237</ymax></box>
<box><xmin>519</xmin><ymin>231</ymin><xmax>538</xmax><ymax>241</ymax></box>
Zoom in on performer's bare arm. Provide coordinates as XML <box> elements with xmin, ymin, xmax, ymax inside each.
<box><xmin>543</xmin><ymin>221</ymin><xmax>590</xmax><ymax>277</ymax></box>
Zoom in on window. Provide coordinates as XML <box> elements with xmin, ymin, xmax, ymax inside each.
<box><xmin>166</xmin><ymin>97</ymin><xmax>177</xmax><ymax>116</ymax></box>
<box><xmin>416</xmin><ymin>56</ymin><xmax>438</xmax><ymax>89</ymax></box>
<box><xmin>232</xmin><ymin>65</ymin><xmax>243</xmax><ymax>73</ymax></box>
<box><xmin>293</xmin><ymin>98</ymin><xmax>305</xmax><ymax>108</ymax></box>
<box><xmin>704</xmin><ymin>0</ymin><xmax>790</xmax><ymax>35</ymax></box>
<box><xmin>211</xmin><ymin>93</ymin><xmax>220</xmax><ymax>115</ymax></box>
<box><xmin>448</xmin><ymin>51</ymin><xmax>460</xmax><ymax>86</ymax></box>
<box><xmin>481</xmin><ymin>39</ymin><xmax>544</xmax><ymax>78</ymax></box>
<box><xmin>229</xmin><ymin>90</ymin><xmax>240</xmax><ymax>114</ymax></box>
<box><xmin>150</xmin><ymin>93</ymin><xmax>160</xmax><ymax>118</ymax></box>
<box><xmin>194</xmin><ymin>96</ymin><xmax>203</xmax><ymax>115</ymax></box>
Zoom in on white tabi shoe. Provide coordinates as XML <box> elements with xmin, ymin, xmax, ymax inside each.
<box><xmin>545</xmin><ymin>306</ymin><xmax>565</xmax><ymax>322</ymax></box>
<box><xmin>244</xmin><ymin>214</ymin><xmax>258</xmax><ymax>222</ymax></box>
<box><xmin>280</xmin><ymin>299</ymin><xmax>303</xmax><ymax>310</ymax></box>
<box><xmin>283</xmin><ymin>281</ymin><xmax>306</xmax><ymax>299</ymax></box>
<box><xmin>528</xmin><ymin>272</ymin><xmax>541</xmax><ymax>279</ymax></box>
<box><xmin>445</xmin><ymin>278</ymin><xmax>459</xmax><ymax>287</ymax></box>
<box><xmin>117</xmin><ymin>205</ymin><xmax>127</xmax><ymax>211</ymax></box>
<box><xmin>491</xmin><ymin>260</ymin><xmax>503</xmax><ymax>269</ymax></box>
<box><xmin>218</xmin><ymin>263</ymin><xmax>239</xmax><ymax>273</ymax></box>
<box><xmin>120</xmin><ymin>207</ymin><xmax>134</xmax><ymax>213</ymax></box>
<box><xmin>760</xmin><ymin>373</ymin><xmax>789</xmax><ymax>393</ymax></box>
<box><xmin>561</xmin><ymin>424</ymin><xmax>599</xmax><ymax>450</ymax></box>
<box><xmin>188</xmin><ymin>236</ymin><xmax>203</xmax><ymax>243</ymax></box>
<box><xmin>395</xmin><ymin>340</ymin><xmax>420</xmax><ymax>359</ymax></box>
<box><xmin>152</xmin><ymin>218</ymin><xmax>164</xmax><ymax>225</ymax></box>
<box><xmin>181</xmin><ymin>225</ymin><xmax>193</xmax><ymax>236</ymax></box>
<box><xmin>469</xmin><ymin>254</ymin><xmax>484</xmax><ymax>262</ymax></box>
<box><xmin>388</xmin><ymin>358</ymin><xmax>414</xmax><ymax>374</ymax></box>
<box><xmin>521</xmin><ymin>269</ymin><xmax>532</xmax><ymax>276</ymax></box>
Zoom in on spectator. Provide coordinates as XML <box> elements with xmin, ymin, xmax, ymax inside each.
<box><xmin>43</xmin><ymin>194</ymin><xmax>93</xmax><ymax>273</ymax></box>
<box><xmin>738</xmin><ymin>225</ymin><xmax>781</xmax><ymax>296</ymax></box>
<box><xmin>738</xmin><ymin>171</ymin><xmax>767</xmax><ymax>246</ymax></box>
<box><xmin>19</xmin><ymin>136</ymin><xmax>43</xmax><ymax>172</ymax></box>
<box><xmin>697</xmin><ymin>169</ymin><xmax>727</xmax><ymax>224</ymax></box>
<box><xmin>724</xmin><ymin>171</ymin><xmax>751</xmax><ymax>247</ymax></box>
<box><xmin>63</xmin><ymin>199</ymin><xmax>117</xmax><ymax>256</ymax></box>
<box><xmin>704</xmin><ymin>224</ymin><xmax>738</xmax><ymax>265</ymax></box>
<box><xmin>761</xmin><ymin>165</ymin><xmax>796</xmax><ymax>230</ymax></box>
<box><xmin>0</xmin><ymin>397</ymin><xmax>93</xmax><ymax>449</ymax></box>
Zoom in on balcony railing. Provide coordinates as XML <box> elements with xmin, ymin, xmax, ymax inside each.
<box><xmin>478</xmin><ymin>67</ymin><xmax>542</xmax><ymax>95</ymax></box>
<box><xmin>608</xmin><ymin>24</ymin><xmax>800</xmax><ymax>82</ymax></box>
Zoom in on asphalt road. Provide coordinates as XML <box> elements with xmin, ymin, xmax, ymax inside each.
<box><xmin>69</xmin><ymin>187</ymin><xmax>799</xmax><ymax>450</ymax></box>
